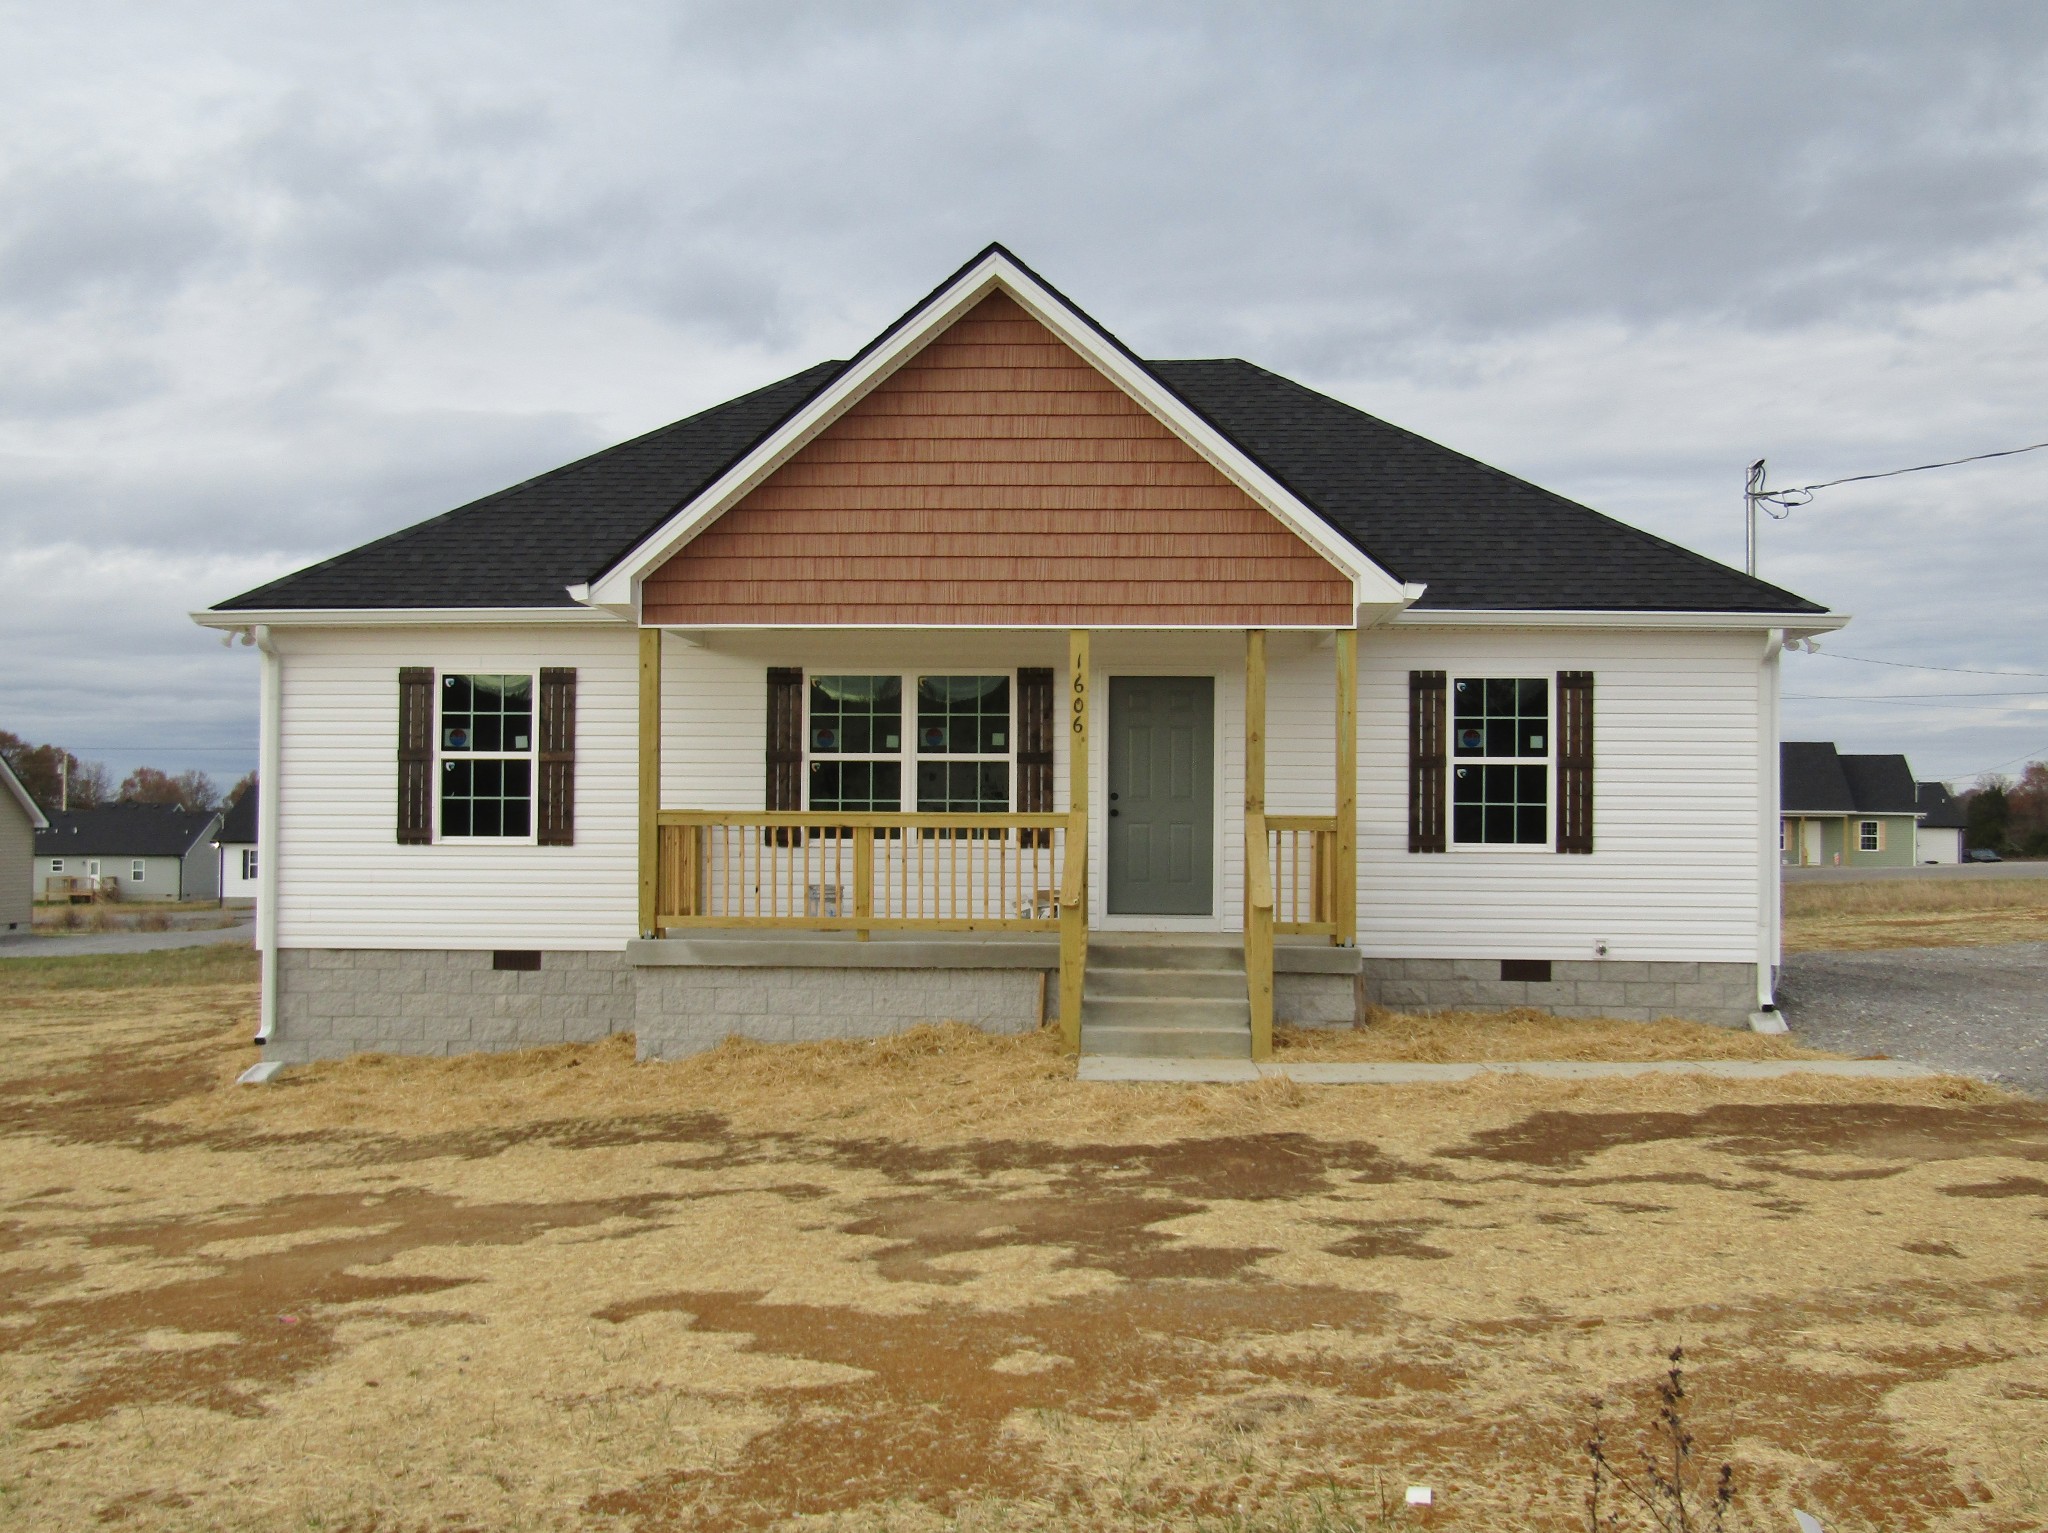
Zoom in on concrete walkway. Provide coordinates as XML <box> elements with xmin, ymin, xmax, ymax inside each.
<box><xmin>1078</xmin><ymin>1055</ymin><xmax>1944</xmax><ymax>1084</ymax></box>
<box><xmin>0</xmin><ymin>919</ymin><xmax>253</xmax><ymax>959</ymax></box>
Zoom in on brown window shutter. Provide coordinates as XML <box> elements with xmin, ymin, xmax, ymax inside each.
<box><xmin>764</xmin><ymin>667</ymin><xmax>804</xmax><ymax>847</ymax></box>
<box><xmin>1015</xmin><ymin>667</ymin><xmax>1054</xmax><ymax>848</ymax></box>
<box><xmin>1408</xmin><ymin>670</ymin><xmax>1447</xmax><ymax>854</ymax></box>
<box><xmin>766</xmin><ymin>668</ymin><xmax>803</xmax><ymax>809</ymax></box>
<box><xmin>1556</xmin><ymin>670</ymin><xmax>1594</xmax><ymax>854</ymax></box>
<box><xmin>537</xmin><ymin>667</ymin><xmax>576</xmax><ymax>846</ymax></box>
<box><xmin>397</xmin><ymin>667</ymin><xmax>434</xmax><ymax>844</ymax></box>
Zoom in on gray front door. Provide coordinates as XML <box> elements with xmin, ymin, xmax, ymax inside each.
<box><xmin>1107</xmin><ymin>676</ymin><xmax>1215</xmax><ymax>915</ymax></box>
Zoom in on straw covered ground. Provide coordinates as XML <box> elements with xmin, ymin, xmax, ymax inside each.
<box><xmin>1784</xmin><ymin>874</ymin><xmax>2048</xmax><ymax>952</ymax></box>
<box><xmin>5</xmin><ymin>948</ymin><xmax>2048</xmax><ymax>1532</ymax></box>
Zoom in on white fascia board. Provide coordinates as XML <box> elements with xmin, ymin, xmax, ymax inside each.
<box><xmin>191</xmin><ymin>606</ymin><xmax>630</xmax><ymax>630</ymax></box>
<box><xmin>585</xmin><ymin>249</ymin><xmax>1407</xmax><ymax>613</ymax></box>
<box><xmin>1389</xmin><ymin>608</ymin><xmax>1851</xmax><ymax>633</ymax></box>
<box><xmin>0</xmin><ymin>757</ymin><xmax>47</xmax><ymax>829</ymax></box>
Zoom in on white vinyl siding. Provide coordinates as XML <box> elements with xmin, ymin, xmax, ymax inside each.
<box><xmin>1354</xmin><ymin>627</ymin><xmax>1766</xmax><ymax>964</ymax></box>
<box><xmin>274</xmin><ymin>625</ymin><xmax>638</xmax><ymax>949</ymax></box>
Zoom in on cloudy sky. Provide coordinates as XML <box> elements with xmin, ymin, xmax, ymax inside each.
<box><xmin>5</xmin><ymin>2</ymin><xmax>2048</xmax><ymax>791</ymax></box>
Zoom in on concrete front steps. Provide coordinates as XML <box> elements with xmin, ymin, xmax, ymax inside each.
<box><xmin>1079</xmin><ymin>935</ymin><xmax>1252</xmax><ymax>1059</ymax></box>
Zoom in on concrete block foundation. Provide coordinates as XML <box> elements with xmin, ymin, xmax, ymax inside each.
<box><xmin>267</xmin><ymin>941</ymin><xmax>1764</xmax><ymax>1062</ymax></box>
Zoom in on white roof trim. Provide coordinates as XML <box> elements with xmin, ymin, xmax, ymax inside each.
<box><xmin>0</xmin><ymin>755</ymin><xmax>47</xmax><ymax>830</ymax></box>
<box><xmin>585</xmin><ymin>248</ymin><xmax>1408</xmax><ymax>613</ymax></box>
<box><xmin>1390</xmin><ymin>608</ymin><xmax>1848</xmax><ymax>635</ymax></box>
<box><xmin>192</xmin><ymin>606</ymin><xmax>631</xmax><ymax>630</ymax></box>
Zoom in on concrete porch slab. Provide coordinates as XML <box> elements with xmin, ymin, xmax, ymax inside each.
<box><xmin>1077</xmin><ymin>1056</ymin><xmax>1947</xmax><ymax>1084</ymax></box>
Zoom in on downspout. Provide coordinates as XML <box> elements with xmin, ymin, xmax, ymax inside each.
<box><xmin>252</xmin><ymin>624</ymin><xmax>282</xmax><ymax>1046</ymax></box>
<box><xmin>1757</xmin><ymin>630</ymin><xmax>1784</xmax><ymax>1013</ymax></box>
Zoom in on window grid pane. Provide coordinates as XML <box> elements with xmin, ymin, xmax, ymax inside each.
<box><xmin>1453</xmin><ymin>763</ymin><xmax>1548</xmax><ymax>846</ymax></box>
<box><xmin>810</xmin><ymin>676</ymin><xmax>902</xmax><ymax>755</ymax></box>
<box><xmin>917</xmin><ymin>675</ymin><xmax>1010</xmax><ymax>755</ymax></box>
<box><xmin>442</xmin><ymin>674</ymin><xmax>532</xmax><ymax>754</ymax></box>
<box><xmin>442</xmin><ymin>758</ymin><xmax>532</xmax><ymax>838</ymax></box>
<box><xmin>809</xmin><ymin>760</ymin><xmax>902</xmax><ymax>813</ymax></box>
<box><xmin>1453</xmin><ymin>677</ymin><xmax>1548</xmax><ymax>759</ymax></box>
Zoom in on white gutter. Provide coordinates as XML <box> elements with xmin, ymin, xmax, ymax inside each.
<box><xmin>252</xmin><ymin>624</ymin><xmax>282</xmax><ymax>1046</ymax></box>
<box><xmin>190</xmin><ymin>606</ymin><xmax>628</xmax><ymax>630</ymax></box>
<box><xmin>1758</xmin><ymin>629</ymin><xmax>1785</xmax><ymax>1011</ymax></box>
<box><xmin>1390</xmin><ymin>608</ymin><xmax>1850</xmax><ymax>635</ymax></box>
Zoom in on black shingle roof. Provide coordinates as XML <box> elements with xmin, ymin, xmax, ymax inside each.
<box><xmin>1148</xmin><ymin>360</ymin><xmax>1821</xmax><ymax>613</ymax></box>
<box><xmin>1782</xmin><ymin>742</ymin><xmax>1921</xmax><ymax>815</ymax></box>
<box><xmin>1917</xmin><ymin>781</ymin><xmax>1966</xmax><ymax>829</ymax></box>
<box><xmin>1838</xmin><ymin>754</ymin><xmax>1920</xmax><ymax>816</ymax></box>
<box><xmin>218</xmin><ymin>785</ymin><xmax>258</xmax><ymax>844</ymax></box>
<box><xmin>215</xmin><ymin>363</ymin><xmax>846</xmax><ymax>611</ymax></box>
<box><xmin>1782</xmin><ymin>742</ymin><xmax>1857</xmax><ymax>813</ymax></box>
<box><xmin>35</xmin><ymin>804</ymin><xmax>222</xmax><ymax>858</ymax></box>
<box><xmin>213</xmin><ymin>346</ymin><xmax>1824</xmax><ymax>616</ymax></box>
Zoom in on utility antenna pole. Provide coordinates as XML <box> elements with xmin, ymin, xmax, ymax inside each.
<box><xmin>1745</xmin><ymin>459</ymin><xmax>1767</xmax><ymax>576</ymax></box>
<box><xmin>59</xmin><ymin>756</ymin><xmax>67</xmax><ymax>813</ymax></box>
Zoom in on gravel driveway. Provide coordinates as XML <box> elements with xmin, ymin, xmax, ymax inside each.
<box><xmin>0</xmin><ymin>919</ymin><xmax>253</xmax><ymax>960</ymax></box>
<box><xmin>1778</xmin><ymin>942</ymin><xmax>2048</xmax><ymax>1096</ymax></box>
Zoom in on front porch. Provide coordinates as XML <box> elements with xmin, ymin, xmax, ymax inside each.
<box><xmin>635</xmin><ymin>627</ymin><xmax>1360</xmax><ymax>1060</ymax></box>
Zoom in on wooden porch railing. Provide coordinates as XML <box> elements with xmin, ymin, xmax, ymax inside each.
<box><xmin>654</xmin><ymin>810</ymin><xmax>1074</xmax><ymax>932</ymax></box>
<box><xmin>1265</xmin><ymin>814</ymin><xmax>1339</xmax><ymax>936</ymax></box>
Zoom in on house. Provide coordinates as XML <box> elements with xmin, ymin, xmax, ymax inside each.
<box><xmin>1915</xmin><ymin>780</ymin><xmax>1967</xmax><ymax>864</ymax></box>
<box><xmin>1780</xmin><ymin>742</ymin><xmax>1920</xmax><ymax>867</ymax></box>
<box><xmin>215</xmin><ymin>785</ymin><xmax>259</xmax><ymax>905</ymax></box>
<box><xmin>34</xmin><ymin>803</ymin><xmax>225</xmax><ymax>903</ymax></box>
<box><xmin>194</xmin><ymin>245</ymin><xmax>1840</xmax><ymax>1065</ymax></box>
<box><xmin>1</xmin><ymin>756</ymin><xmax>47</xmax><ymax>931</ymax></box>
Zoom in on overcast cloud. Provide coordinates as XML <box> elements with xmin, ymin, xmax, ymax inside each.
<box><xmin>4</xmin><ymin>1</ymin><xmax>2048</xmax><ymax>788</ymax></box>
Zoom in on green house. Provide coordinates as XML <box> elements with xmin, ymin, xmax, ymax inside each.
<box><xmin>1781</xmin><ymin>741</ymin><xmax>1920</xmax><ymax>868</ymax></box>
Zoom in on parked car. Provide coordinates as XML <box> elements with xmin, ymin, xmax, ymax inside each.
<box><xmin>1966</xmin><ymin>847</ymin><xmax>2003</xmax><ymax>863</ymax></box>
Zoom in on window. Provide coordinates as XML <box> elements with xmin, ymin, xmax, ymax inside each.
<box><xmin>242</xmin><ymin>848</ymin><xmax>258</xmax><ymax>880</ymax></box>
<box><xmin>439</xmin><ymin>674</ymin><xmax>534</xmax><ymax>838</ymax></box>
<box><xmin>807</xmin><ymin>675</ymin><xmax>903</xmax><ymax>812</ymax></box>
<box><xmin>915</xmin><ymin>675</ymin><xmax>1011</xmax><ymax>816</ymax></box>
<box><xmin>1451</xmin><ymin>677</ymin><xmax>1550</xmax><ymax>845</ymax></box>
<box><xmin>802</xmin><ymin>671</ymin><xmax>1015</xmax><ymax>820</ymax></box>
<box><xmin>131</xmin><ymin>860</ymin><xmax>145</xmax><ymax>883</ymax></box>
<box><xmin>50</xmin><ymin>858</ymin><xmax>63</xmax><ymax>874</ymax></box>
<box><xmin>1859</xmin><ymin>820</ymin><xmax>1881</xmax><ymax>852</ymax></box>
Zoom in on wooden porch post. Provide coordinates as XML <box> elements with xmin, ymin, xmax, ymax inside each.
<box><xmin>1335</xmin><ymin>627</ymin><xmax>1358</xmax><ymax>948</ymax></box>
<box><xmin>1245</xmin><ymin>629</ymin><xmax>1274</xmax><ymax>1061</ymax></box>
<box><xmin>638</xmin><ymin>627</ymin><xmax>661</xmax><ymax>938</ymax></box>
<box><xmin>1058</xmin><ymin>629</ymin><xmax>1091</xmax><ymax>1051</ymax></box>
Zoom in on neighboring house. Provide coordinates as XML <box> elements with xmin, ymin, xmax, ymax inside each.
<box><xmin>1780</xmin><ymin>742</ymin><xmax>1920</xmax><ymax>868</ymax></box>
<box><xmin>34</xmin><ymin>803</ymin><xmax>225</xmax><ymax>902</ymax></box>
<box><xmin>195</xmin><ymin>245</ymin><xmax>1841</xmax><ymax>1065</ymax></box>
<box><xmin>1</xmin><ymin>755</ymin><xmax>48</xmax><ymax>931</ymax></box>
<box><xmin>1915</xmin><ymin>781</ymin><xmax>1967</xmax><ymax>864</ymax></box>
<box><xmin>215</xmin><ymin>785</ymin><xmax>259</xmax><ymax>906</ymax></box>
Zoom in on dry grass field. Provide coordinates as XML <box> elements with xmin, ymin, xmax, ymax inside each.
<box><xmin>5</xmin><ymin>948</ymin><xmax>2048</xmax><ymax>1532</ymax></box>
<box><xmin>1784</xmin><ymin>875</ymin><xmax>2048</xmax><ymax>952</ymax></box>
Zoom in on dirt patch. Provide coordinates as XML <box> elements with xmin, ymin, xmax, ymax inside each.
<box><xmin>6</xmin><ymin>948</ymin><xmax>2048</xmax><ymax>1531</ymax></box>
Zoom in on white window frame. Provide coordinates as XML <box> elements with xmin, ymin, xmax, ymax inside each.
<box><xmin>434</xmin><ymin>671</ymin><xmax>539</xmax><ymax>844</ymax></box>
<box><xmin>242</xmin><ymin>847</ymin><xmax>258</xmax><ymax>880</ymax></box>
<box><xmin>1859</xmin><ymin>819</ymin><xmax>1881</xmax><ymax>853</ymax></box>
<box><xmin>50</xmin><ymin>858</ymin><xmax>63</xmax><ymax>874</ymax></box>
<box><xmin>800</xmin><ymin>669</ymin><xmax>1019</xmax><ymax>817</ymax></box>
<box><xmin>1448</xmin><ymin>674</ymin><xmax>1554</xmax><ymax>851</ymax></box>
<box><xmin>131</xmin><ymin>860</ymin><xmax>145</xmax><ymax>883</ymax></box>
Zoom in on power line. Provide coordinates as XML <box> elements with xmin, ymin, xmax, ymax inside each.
<box><xmin>1759</xmin><ymin>438</ymin><xmax>2048</xmax><ymax>508</ymax></box>
<box><xmin>1797</xmin><ymin>651</ymin><xmax>2048</xmax><ymax>679</ymax></box>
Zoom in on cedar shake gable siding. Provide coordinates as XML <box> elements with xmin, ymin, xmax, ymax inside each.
<box><xmin>641</xmin><ymin>294</ymin><xmax>1354</xmax><ymax>627</ymax></box>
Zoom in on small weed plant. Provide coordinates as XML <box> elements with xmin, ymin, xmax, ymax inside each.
<box><xmin>1586</xmin><ymin>1347</ymin><xmax>1737</xmax><ymax>1533</ymax></box>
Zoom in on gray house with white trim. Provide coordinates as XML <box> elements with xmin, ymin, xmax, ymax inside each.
<box><xmin>35</xmin><ymin>803</ymin><xmax>225</xmax><ymax>903</ymax></box>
